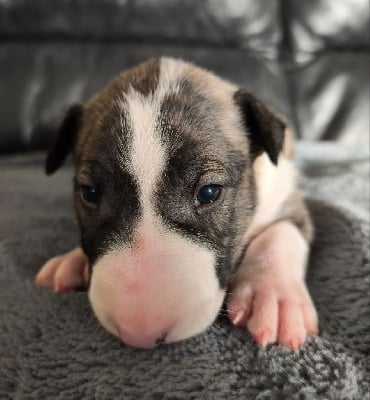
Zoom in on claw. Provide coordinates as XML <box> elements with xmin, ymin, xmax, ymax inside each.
<box><xmin>232</xmin><ymin>309</ymin><xmax>245</xmax><ymax>326</ymax></box>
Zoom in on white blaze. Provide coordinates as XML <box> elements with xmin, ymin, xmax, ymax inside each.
<box><xmin>122</xmin><ymin>57</ymin><xmax>186</xmax><ymax>225</ymax></box>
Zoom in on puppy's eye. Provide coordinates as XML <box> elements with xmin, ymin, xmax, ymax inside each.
<box><xmin>80</xmin><ymin>185</ymin><xmax>99</xmax><ymax>205</ymax></box>
<box><xmin>195</xmin><ymin>184</ymin><xmax>222</xmax><ymax>207</ymax></box>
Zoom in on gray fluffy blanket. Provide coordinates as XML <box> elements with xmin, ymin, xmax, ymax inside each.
<box><xmin>0</xmin><ymin>142</ymin><xmax>369</xmax><ymax>399</ymax></box>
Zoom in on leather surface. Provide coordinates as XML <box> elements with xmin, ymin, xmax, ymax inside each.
<box><xmin>0</xmin><ymin>0</ymin><xmax>368</xmax><ymax>152</ymax></box>
<box><xmin>0</xmin><ymin>43</ymin><xmax>288</xmax><ymax>153</ymax></box>
<box><xmin>0</xmin><ymin>0</ymin><xmax>281</xmax><ymax>51</ymax></box>
<box><xmin>288</xmin><ymin>0</ymin><xmax>370</xmax><ymax>55</ymax></box>
<box><xmin>289</xmin><ymin>52</ymin><xmax>370</xmax><ymax>144</ymax></box>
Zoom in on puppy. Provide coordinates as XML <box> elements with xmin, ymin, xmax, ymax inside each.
<box><xmin>36</xmin><ymin>57</ymin><xmax>318</xmax><ymax>349</ymax></box>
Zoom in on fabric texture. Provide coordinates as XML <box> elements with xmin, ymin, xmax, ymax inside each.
<box><xmin>0</xmin><ymin>142</ymin><xmax>369</xmax><ymax>399</ymax></box>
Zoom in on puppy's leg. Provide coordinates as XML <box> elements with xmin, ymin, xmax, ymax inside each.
<box><xmin>35</xmin><ymin>247</ymin><xmax>89</xmax><ymax>292</ymax></box>
<box><xmin>227</xmin><ymin>221</ymin><xmax>318</xmax><ymax>349</ymax></box>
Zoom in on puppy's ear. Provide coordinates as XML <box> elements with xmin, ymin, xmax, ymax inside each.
<box><xmin>234</xmin><ymin>90</ymin><xmax>285</xmax><ymax>165</ymax></box>
<box><xmin>45</xmin><ymin>104</ymin><xmax>83</xmax><ymax>175</ymax></box>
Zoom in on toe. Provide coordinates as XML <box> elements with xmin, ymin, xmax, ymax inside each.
<box><xmin>227</xmin><ymin>284</ymin><xmax>254</xmax><ymax>327</ymax></box>
<box><xmin>35</xmin><ymin>255</ymin><xmax>63</xmax><ymax>288</ymax></box>
<box><xmin>247</xmin><ymin>292</ymin><xmax>278</xmax><ymax>346</ymax></box>
<box><xmin>277</xmin><ymin>301</ymin><xmax>306</xmax><ymax>350</ymax></box>
<box><xmin>302</xmin><ymin>301</ymin><xmax>319</xmax><ymax>336</ymax></box>
<box><xmin>54</xmin><ymin>249</ymin><xmax>89</xmax><ymax>292</ymax></box>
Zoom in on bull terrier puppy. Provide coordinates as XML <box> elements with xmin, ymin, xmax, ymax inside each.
<box><xmin>36</xmin><ymin>57</ymin><xmax>318</xmax><ymax>349</ymax></box>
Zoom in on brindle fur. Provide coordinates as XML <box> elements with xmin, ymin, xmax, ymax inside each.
<box><xmin>46</xmin><ymin>57</ymin><xmax>312</xmax><ymax>289</ymax></box>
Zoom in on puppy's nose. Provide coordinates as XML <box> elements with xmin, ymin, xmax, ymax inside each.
<box><xmin>155</xmin><ymin>331</ymin><xmax>167</xmax><ymax>346</ymax></box>
<box><xmin>118</xmin><ymin>328</ymin><xmax>168</xmax><ymax>349</ymax></box>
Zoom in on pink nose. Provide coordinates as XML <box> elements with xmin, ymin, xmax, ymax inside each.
<box><xmin>118</xmin><ymin>328</ymin><xmax>168</xmax><ymax>349</ymax></box>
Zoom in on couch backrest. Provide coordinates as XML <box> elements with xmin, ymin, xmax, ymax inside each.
<box><xmin>0</xmin><ymin>0</ymin><xmax>368</xmax><ymax>153</ymax></box>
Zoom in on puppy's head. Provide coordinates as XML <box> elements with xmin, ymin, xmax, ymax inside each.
<box><xmin>46</xmin><ymin>57</ymin><xmax>285</xmax><ymax>348</ymax></box>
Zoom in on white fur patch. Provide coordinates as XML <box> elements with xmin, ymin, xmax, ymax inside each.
<box><xmin>124</xmin><ymin>88</ymin><xmax>165</xmax><ymax>222</ymax></box>
<box><xmin>244</xmin><ymin>153</ymin><xmax>297</xmax><ymax>242</ymax></box>
<box><xmin>119</xmin><ymin>57</ymin><xmax>187</xmax><ymax>225</ymax></box>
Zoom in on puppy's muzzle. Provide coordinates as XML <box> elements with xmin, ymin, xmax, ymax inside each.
<box><xmin>88</xmin><ymin>229</ymin><xmax>225</xmax><ymax>348</ymax></box>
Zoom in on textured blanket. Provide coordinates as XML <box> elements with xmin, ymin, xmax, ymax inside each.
<box><xmin>0</xmin><ymin>142</ymin><xmax>369</xmax><ymax>399</ymax></box>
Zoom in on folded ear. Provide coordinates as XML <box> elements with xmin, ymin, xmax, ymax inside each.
<box><xmin>45</xmin><ymin>104</ymin><xmax>83</xmax><ymax>175</ymax></box>
<box><xmin>234</xmin><ymin>90</ymin><xmax>285</xmax><ymax>165</ymax></box>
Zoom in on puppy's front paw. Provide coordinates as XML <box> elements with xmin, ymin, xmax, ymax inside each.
<box><xmin>227</xmin><ymin>277</ymin><xmax>318</xmax><ymax>350</ymax></box>
<box><xmin>35</xmin><ymin>247</ymin><xmax>89</xmax><ymax>293</ymax></box>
